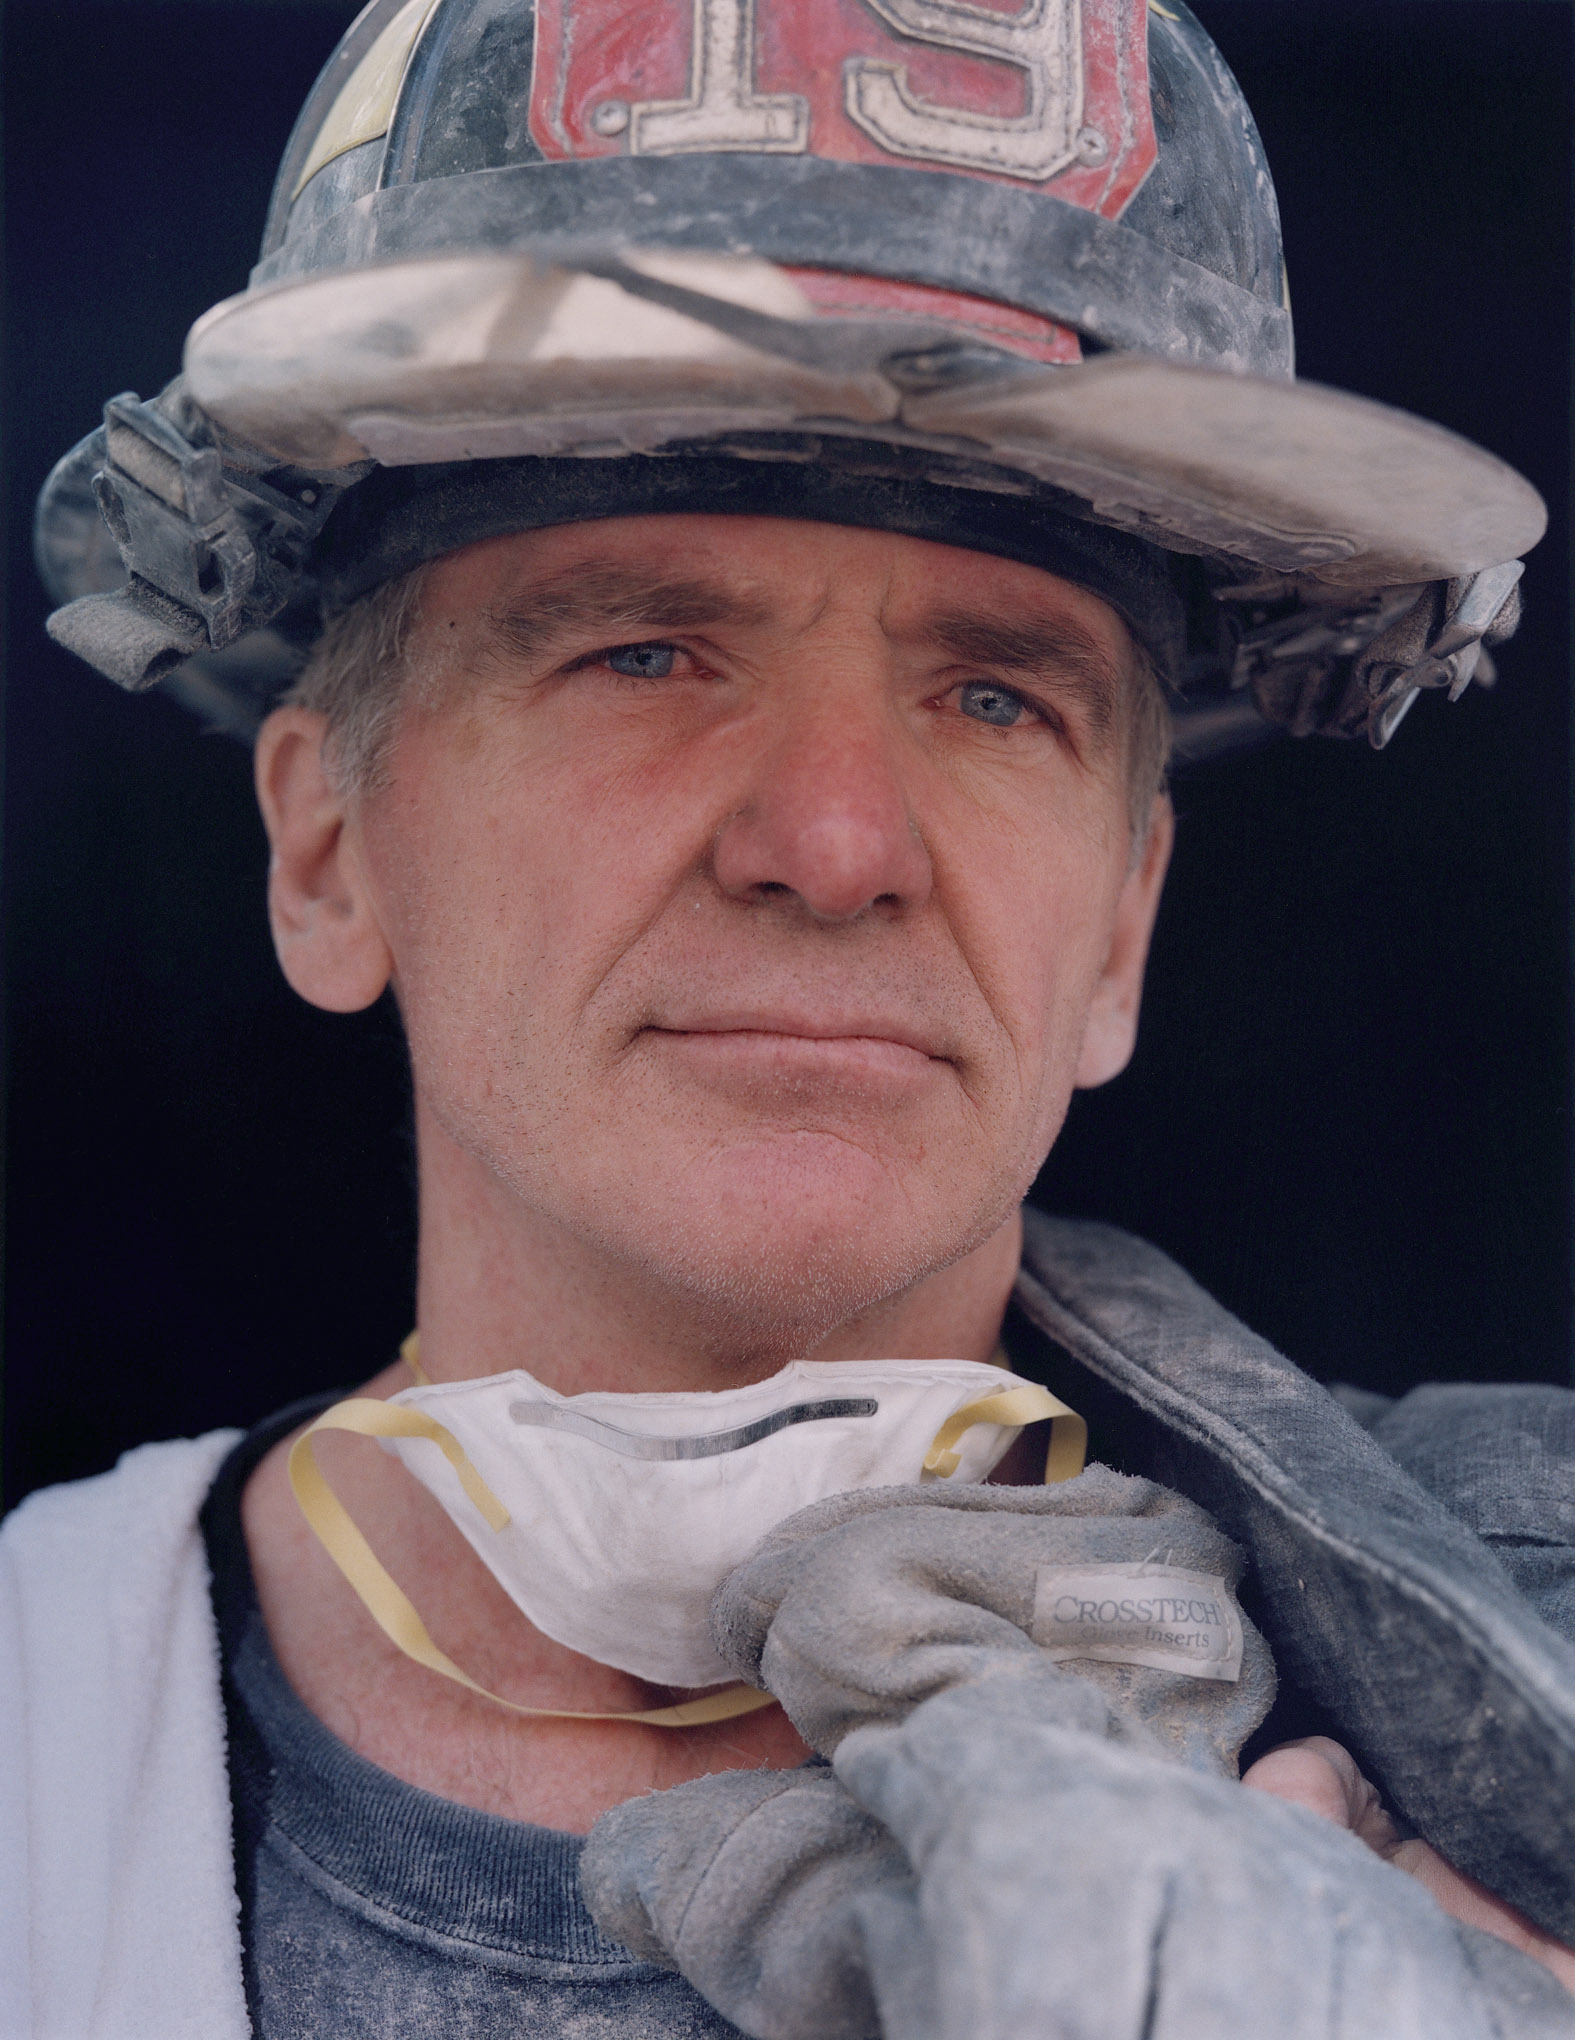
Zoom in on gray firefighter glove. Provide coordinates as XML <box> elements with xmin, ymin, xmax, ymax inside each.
<box><xmin>583</xmin><ymin>1761</ymin><xmax>912</xmax><ymax>2040</ymax></box>
<box><xmin>582</xmin><ymin>1469</ymin><xmax>1575</xmax><ymax>2040</ymax></box>
<box><xmin>709</xmin><ymin>1465</ymin><xmax>1276</xmax><ymax>1772</ymax></box>
<box><xmin>830</xmin><ymin>1666</ymin><xmax>1575</xmax><ymax>2040</ymax></box>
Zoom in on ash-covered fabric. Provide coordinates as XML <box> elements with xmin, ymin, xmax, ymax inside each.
<box><xmin>201</xmin><ymin>1400</ymin><xmax>742</xmax><ymax>2040</ymax></box>
<box><xmin>586</xmin><ymin>1763</ymin><xmax>906</xmax><ymax>2040</ymax></box>
<box><xmin>582</xmin><ymin>1469</ymin><xmax>1277</xmax><ymax>2038</ymax></box>
<box><xmin>586</xmin><ymin>1671</ymin><xmax>1575</xmax><ymax>2040</ymax></box>
<box><xmin>708</xmin><ymin>1466</ymin><xmax>1276</xmax><ymax>1769</ymax></box>
<box><xmin>1367</xmin><ymin>1383</ymin><xmax>1575</xmax><ymax>1644</ymax></box>
<box><xmin>1008</xmin><ymin>1212</ymin><xmax>1575</xmax><ymax>1942</ymax></box>
<box><xmin>583</xmin><ymin>1473</ymin><xmax>1575</xmax><ymax>2040</ymax></box>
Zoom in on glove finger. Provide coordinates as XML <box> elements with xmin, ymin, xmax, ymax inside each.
<box><xmin>582</xmin><ymin>1764</ymin><xmax>909</xmax><ymax>2040</ymax></box>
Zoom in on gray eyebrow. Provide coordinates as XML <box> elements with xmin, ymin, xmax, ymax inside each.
<box><xmin>919</xmin><ymin>610</ymin><xmax>1125</xmax><ymax>745</ymax></box>
<box><xmin>481</xmin><ymin>565</ymin><xmax>771</xmax><ymax>661</ymax></box>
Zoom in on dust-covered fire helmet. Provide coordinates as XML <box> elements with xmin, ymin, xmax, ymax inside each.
<box><xmin>34</xmin><ymin>0</ymin><xmax>1545</xmax><ymax>761</ymax></box>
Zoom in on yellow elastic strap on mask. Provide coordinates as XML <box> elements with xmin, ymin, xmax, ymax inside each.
<box><xmin>288</xmin><ymin>1396</ymin><xmax>778</xmax><ymax>1728</ymax></box>
<box><xmin>922</xmin><ymin>1381</ymin><xmax>1088</xmax><ymax>1485</ymax></box>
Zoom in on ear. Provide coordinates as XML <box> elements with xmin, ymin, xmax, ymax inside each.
<box><xmin>1074</xmin><ymin>795</ymin><xmax>1175</xmax><ymax>1089</ymax></box>
<box><xmin>254</xmin><ymin>706</ymin><xmax>393</xmax><ymax>1013</ymax></box>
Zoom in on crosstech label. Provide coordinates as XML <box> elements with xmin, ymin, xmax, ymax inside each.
<box><xmin>1030</xmin><ymin>1562</ymin><xmax>1244</xmax><ymax>1682</ymax></box>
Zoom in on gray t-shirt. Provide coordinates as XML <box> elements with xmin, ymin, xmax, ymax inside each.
<box><xmin>202</xmin><ymin>1401</ymin><xmax>741</xmax><ymax>2039</ymax></box>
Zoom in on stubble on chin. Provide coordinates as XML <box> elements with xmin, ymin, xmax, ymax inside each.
<box><xmin>419</xmin><ymin>994</ymin><xmax>1053</xmax><ymax>1367</ymax></box>
<box><xmin>542</xmin><ymin>1133</ymin><xmax>1036</xmax><ymax>1366</ymax></box>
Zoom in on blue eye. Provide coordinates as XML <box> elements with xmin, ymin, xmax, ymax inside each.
<box><xmin>957</xmin><ymin>681</ymin><xmax>1026</xmax><ymax>727</ymax></box>
<box><xmin>605</xmin><ymin>642</ymin><xmax>676</xmax><ymax>678</ymax></box>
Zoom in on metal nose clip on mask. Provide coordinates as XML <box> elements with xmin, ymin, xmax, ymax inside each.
<box><xmin>290</xmin><ymin>1341</ymin><xmax>1085</xmax><ymax>1726</ymax></box>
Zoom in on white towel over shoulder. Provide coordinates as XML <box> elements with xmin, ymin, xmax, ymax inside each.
<box><xmin>0</xmin><ymin>1432</ymin><xmax>250</xmax><ymax>2040</ymax></box>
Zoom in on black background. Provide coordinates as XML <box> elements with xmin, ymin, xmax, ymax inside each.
<box><xmin>3</xmin><ymin>0</ymin><xmax>1571</xmax><ymax>1510</ymax></box>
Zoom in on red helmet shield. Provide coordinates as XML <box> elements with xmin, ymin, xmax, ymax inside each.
<box><xmin>527</xmin><ymin>0</ymin><xmax>1158</xmax><ymax>360</ymax></box>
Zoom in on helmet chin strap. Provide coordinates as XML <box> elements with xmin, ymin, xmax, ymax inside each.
<box><xmin>289</xmin><ymin>1336</ymin><xmax>1085</xmax><ymax>1728</ymax></box>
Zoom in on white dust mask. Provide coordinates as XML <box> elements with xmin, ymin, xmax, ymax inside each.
<box><xmin>290</xmin><ymin>1350</ymin><xmax>1083</xmax><ymax>1717</ymax></box>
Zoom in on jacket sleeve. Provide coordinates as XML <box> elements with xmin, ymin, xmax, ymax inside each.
<box><xmin>1371</xmin><ymin>1384</ymin><xmax>1575</xmax><ymax>1646</ymax></box>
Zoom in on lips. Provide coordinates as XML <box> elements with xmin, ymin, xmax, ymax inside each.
<box><xmin>634</xmin><ymin>1006</ymin><xmax>963</xmax><ymax>1096</ymax></box>
<box><xmin>646</xmin><ymin>1028</ymin><xmax>941</xmax><ymax>1085</ymax></box>
<box><xmin>643</xmin><ymin>1010</ymin><xmax>956</xmax><ymax>1065</ymax></box>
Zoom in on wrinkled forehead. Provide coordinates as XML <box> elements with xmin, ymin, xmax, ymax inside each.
<box><xmin>321</xmin><ymin>455</ymin><xmax>1186</xmax><ymax>681</ymax></box>
<box><xmin>423</xmin><ymin>511</ymin><xmax>1137</xmax><ymax>657</ymax></box>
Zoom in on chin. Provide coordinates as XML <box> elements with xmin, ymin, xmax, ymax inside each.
<box><xmin>597</xmin><ymin>1132</ymin><xmax>1008</xmax><ymax>1359</ymax></box>
<box><xmin>651</xmin><ymin>1232</ymin><xmax>939</xmax><ymax>1366</ymax></box>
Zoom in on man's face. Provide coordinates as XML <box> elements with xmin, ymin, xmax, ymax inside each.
<box><xmin>270</xmin><ymin>515</ymin><xmax>1170</xmax><ymax>1361</ymax></box>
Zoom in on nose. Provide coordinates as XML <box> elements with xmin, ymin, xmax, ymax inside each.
<box><xmin>711</xmin><ymin>685</ymin><xmax>933</xmax><ymax>922</ymax></box>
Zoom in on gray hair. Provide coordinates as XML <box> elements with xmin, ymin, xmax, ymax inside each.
<box><xmin>287</xmin><ymin>560</ymin><xmax>1171</xmax><ymax>832</ymax></box>
<box><xmin>1123</xmin><ymin>643</ymin><xmax>1172</xmax><ymax>844</ymax></box>
<box><xmin>284</xmin><ymin>564</ymin><xmax>432</xmax><ymax>794</ymax></box>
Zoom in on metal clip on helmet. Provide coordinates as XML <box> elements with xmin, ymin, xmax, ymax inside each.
<box><xmin>35</xmin><ymin>0</ymin><xmax>1544</xmax><ymax>760</ymax></box>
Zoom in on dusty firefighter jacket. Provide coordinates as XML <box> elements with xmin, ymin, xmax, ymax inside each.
<box><xmin>1013</xmin><ymin>1210</ymin><xmax>1575</xmax><ymax>1939</ymax></box>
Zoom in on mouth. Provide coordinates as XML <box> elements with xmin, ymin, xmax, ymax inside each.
<box><xmin>639</xmin><ymin>1014</ymin><xmax>956</xmax><ymax>1086</ymax></box>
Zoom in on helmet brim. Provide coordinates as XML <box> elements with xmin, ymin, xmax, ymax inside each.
<box><xmin>184</xmin><ymin>248</ymin><xmax>1545</xmax><ymax>592</ymax></box>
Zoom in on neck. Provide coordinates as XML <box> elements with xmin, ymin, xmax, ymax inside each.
<box><xmin>240</xmin><ymin>1098</ymin><xmax>1027</xmax><ymax>1831</ymax></box>
<box><xmin>409</xmin><ymin>1096</ymin><xmax>1024</xmax><ymax>1393</ymax></box>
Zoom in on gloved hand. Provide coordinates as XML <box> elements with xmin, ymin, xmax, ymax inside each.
<box><xmin>710</xmin><ymin>1463</ymin><xmax>1276</xmax><ymax>1773</ymax></box>
<box><xmin>585</xmin><ymin>1670</ymin><xmax>1573</xmax><ymax>2040</ymax></box>
<box><xmin>835</xmin><ymin>1665</ymin><xmax>1573</xmax><ymax>2040</ymax></box>
<box><xmin>584</xmin><ymin>1472</ymin><xmax>1575</xmax><ymax>2039</ymax></box>
<box><xmin>583</xmin><ymin>1762</ymin><xmax>911</xmax><ymax>2040</ymax></box>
